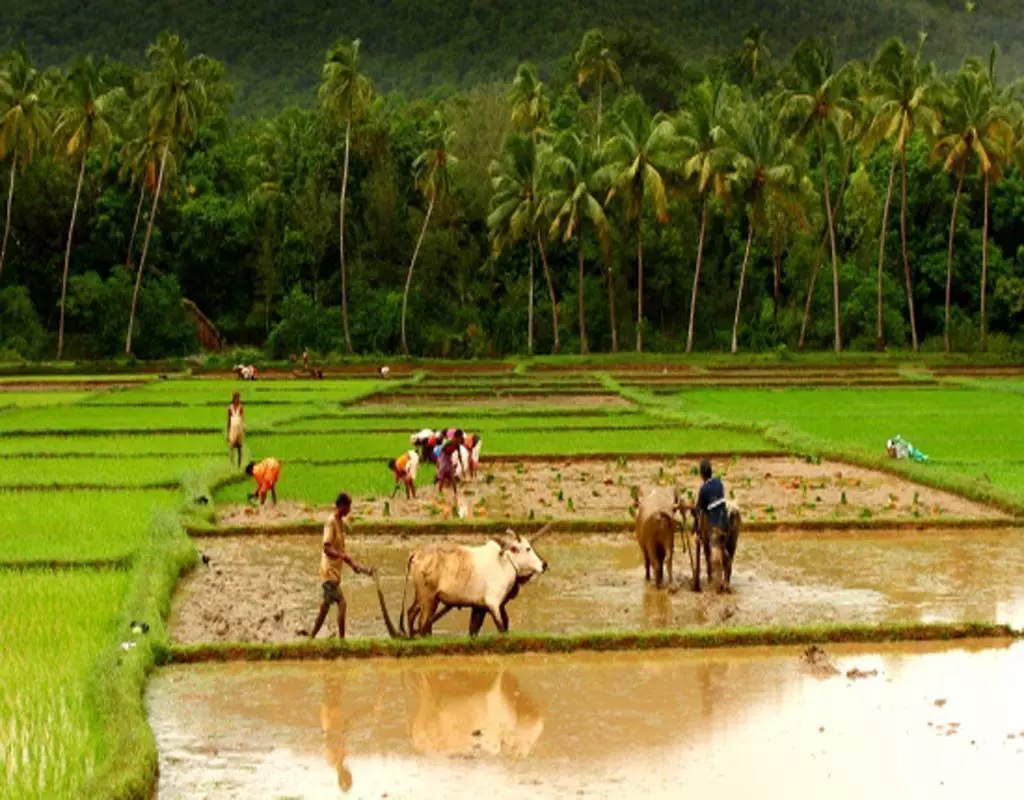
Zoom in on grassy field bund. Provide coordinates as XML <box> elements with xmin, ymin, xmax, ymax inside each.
<box><xmin>3</xmin><ymin>355</ymin><xmax>1024</xmax><ymax>797</ymax></box>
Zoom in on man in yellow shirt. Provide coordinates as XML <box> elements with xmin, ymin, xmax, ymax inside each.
<box><xmin>304</xmin><ymin>493</ymin><xmax>373</xmax><ymax>639</ymax></box>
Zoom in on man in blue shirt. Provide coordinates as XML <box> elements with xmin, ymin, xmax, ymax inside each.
<box><xmin>696</xmin><ymin>458</ymin><xmax>728</xmax><ymax>531</ymax></box>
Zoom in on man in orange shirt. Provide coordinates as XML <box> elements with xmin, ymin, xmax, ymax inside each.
<box><xmin>245</xmin><ymin>457</ymin><xmax>281</xmax><ymax>506</ymax></box>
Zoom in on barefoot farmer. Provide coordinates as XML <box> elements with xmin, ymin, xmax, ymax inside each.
<box><xmin>226</xmin><ymin>392</ymin><xmax>245</xmax><ymax>467</ymax></box>
<box><xmin>696</xmin><ymin>458</ymin><xmax>728</xmax><ymax>531</ymax></box>
<box><xmin>435</xmin><ymin>429</ymin><xmax>465</xmax><ymax>500</ymax></box>
<box><xmin>388</xmin><ymin>450</ymin><xmax>420</xmax><ymax>499</ymax></box>
<box><xmin>306</xmin><ymin>493</ymin><xmax>373</xmax><ymax>639</ymax></box>
<box><xmin>245</xmin><ymin>457</ymin><xmax>281</xmax><ymax>507</ymax></box>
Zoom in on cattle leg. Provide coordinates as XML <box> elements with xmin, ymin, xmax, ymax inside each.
<box><xmin>420</xmin><ymin>597</ymin><xmax>439</xmax><ymax>636</ymax></box>
<box><xmin>655</xmin><ymin>553</ymin><xmax>664</xmax><ymax>589</ymax></box>
<box><xmin>486</xmin><ymin>604</ymin><xmax>506</xmax><ymax>633</ymax></box>
<box><xmin>643</xmin><ymin>551</ymin><xmax>651</xmax><ymax>582</ymax></box>
<box><xmin>406</xmin><ymin>600</ymin><xmax>420</xmax><ymax>637</ymax></box>
<box><xmin>499</xmin><ymin>605</ymin><xmax>510</xmax><ymax>632</ymax></box>
<box><xmin>469</xmin><ymin>607</ymin><xmax>487</xmax><ymax>637</ymax></box>
<box><xmin>666</xmin><ymin>547</ymin><xmax>674</xmax><ymax>588</ymax></box>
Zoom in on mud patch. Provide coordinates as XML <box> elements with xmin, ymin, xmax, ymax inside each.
<box><xmin>171</xmin><ymin>528</ymin><xmax>1024</xmax><ymax>644</ymax></box>
<box><xmin>215</xmin><ymin>455</ymin><xmax>1006</xmax><ymax>529</ymax></box>
<box><xmin>148</xmin><ymin>641</ymin><xmax>1024</xmax><ymax>799</ymax></box>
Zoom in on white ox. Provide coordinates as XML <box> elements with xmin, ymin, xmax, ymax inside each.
<box><xmin>375</xmin><ymin>529</ymin><xmax>549</xmax><ymax>638</ymax></box>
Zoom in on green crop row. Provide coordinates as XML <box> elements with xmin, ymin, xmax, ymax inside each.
<box><xmin>0</xmin><ymin>570</ymin><xmax>129</xmax><ymax>799</ymax></box>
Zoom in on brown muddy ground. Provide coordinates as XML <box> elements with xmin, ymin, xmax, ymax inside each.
<box><xmin>148</xmin><ymin>640</ymin><xmax>1024</xmax><ymax>799</ymax></box>
<box><xmin>171</xmin><ymin>528</ymin><xmax>1024</xmax><ymax>643</ymax></box>
<box><xmin>214</xmin><ymin>455</ymin><xmax>1006</xmax><ymax>529</ymax></box>
<box><xmin>355</xmin><ymin>393</ymin><xmax>634</xmax><ymax>410</ymax></box>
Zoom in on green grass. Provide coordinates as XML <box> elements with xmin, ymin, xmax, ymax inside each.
<box><xmin>214</xmin><ymin>462</ymin><xmax>394</xmax><ymax>505</ymax></box>
<box><xmin>0</xmin><ymin>456</ymin><xmax>228</xmax><ymax>488</ymax></box>
<box><xmin>0</xmin><ymin>390</ymin><xmax>96</xmax><ymax>408</ymax></box>
<box><xmin>0</xmin><ymin>403</ymin><xmax>311</xmax><ymax>433</ymax></box>
<box><xmin>0</xmin><ymin>490</ymin><xmax>177</xmax><ymax>563</ymax></box>
<box><xmin>274</xmin><ymin>412</ymin><xmax>658</xmax><ymax>432</ymax></box>
<box><xmin>0</xmin><ymin>570</ymin><xmax>129</xmax><ymax>798</ymax></box>
<box><xmin>87</xmin><ymin>379</ymin><xmax>383</xmax><ymax>406</ymax></box>
<box><xmin>163</xmin><ymin>621</ymin><xmax>1018</xmax><ymax>664</ymax></box>
<box><xmin>0</xmin><ymin>434</ymin><xmax>224</xmax><ymax>456</ymax></box>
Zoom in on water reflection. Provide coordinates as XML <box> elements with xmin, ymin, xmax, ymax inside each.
<box><xmin>321</xmin><ymin>675</ymin><xmax>352</xmax><ymax>792</ymax></box>
<box><xmin>405</xmin><ymin>668</ymin><xmax>544</xmax><ymax>758</ymax></box>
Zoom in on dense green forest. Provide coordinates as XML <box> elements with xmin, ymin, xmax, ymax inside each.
<box><xmin>3</xmin><ymin>1</ymin><xmax>1024</xmax><ymax>113</ymax></box>
<box><xmin>3</xmin><ymin>24</ymin><xmax>1024</xmax><ymax>360</ymax></box>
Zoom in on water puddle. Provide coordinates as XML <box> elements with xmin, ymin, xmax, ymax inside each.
<box><xmin>149</xmin><ymin>641</ymin><xmax>1024</xmax><ymax>798</ymax></box>
<box><xmin>172</xmin><ymin>530</ymin><xmax>1024</xmax><ymax>643</ymax></box>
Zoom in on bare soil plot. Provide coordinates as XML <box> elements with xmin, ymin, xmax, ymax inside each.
<box><xmin>215</xmin><ymin>455</ymin><xmax>1005</xmax><ymax>529</ymax></box>
<box><xmin>170</xmin><ymin>527</ymin><xmax>1024</xmax><ymax>644</ymax></box>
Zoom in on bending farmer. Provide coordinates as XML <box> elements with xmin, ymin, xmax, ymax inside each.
<box><xmin>388</xmin><ymin>450</ymin><xmax>420</xmax><ymax>499</ymax></box>
<box><xmin>246</xmin><ymin>457</ymin><xmax>281</xmax><ymax>506</ymax></box>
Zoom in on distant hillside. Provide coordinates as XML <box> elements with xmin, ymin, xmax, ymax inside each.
<box><xmin>3</xmin><ymin>0</ymin><xmax>1023</xmax><ymax>114</ymax></box>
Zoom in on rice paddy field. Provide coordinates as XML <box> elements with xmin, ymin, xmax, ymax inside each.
<box><xmin>2</xmin><ymin>358</ymin><xmax>1024</xmax><ymax>797</ymax></box>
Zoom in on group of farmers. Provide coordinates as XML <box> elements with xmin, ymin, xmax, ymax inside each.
<box><xmin>222</xmin><ymin>389</ymin><xmax>732</xmax><ymax>641</ymax></box>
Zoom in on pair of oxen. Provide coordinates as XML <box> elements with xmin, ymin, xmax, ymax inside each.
<box><xmin>635</xmin><ymin>487</ymin><xmax>741</xmax><ymax>593</ymax></box>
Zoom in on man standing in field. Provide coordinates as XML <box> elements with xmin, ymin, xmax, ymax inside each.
<box><xmin>304</xmin><ymin>493</ymin><xmax>373</xmax><ymax>639</ymax></box>
<box><xmin>696</xmin><ymin>458</ymin><xmax>728</xmax><ymax>531</ymax></box>
<box><xmin>226</xmin><ymin>392</ymin><xmax>245</xmax><ymax>467</ymax></box>
<box><xmin>245</xmin><ymin>457</ymin><xmax>281</xmax><ymax>506</ymax></box>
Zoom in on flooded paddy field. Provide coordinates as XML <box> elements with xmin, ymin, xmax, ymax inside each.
<box><xmin>171</xmin><ymin>529</ymin><xmax>1024</xmax><ymax>644</ymax></box>
<box><xmin>214</xmin><ymin>455</ymin><xmax>1006</xmax><ymax>529</ymax></box>
<box><xmin>148</xmin><ymin>641</ymin><xmax>1024</xmax><ymax>799</ymax></box>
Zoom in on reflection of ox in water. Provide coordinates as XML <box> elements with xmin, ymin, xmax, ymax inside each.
<box><xmin>320</xmin><ymin>674</ymin><xmax>353</xmax><ymax>793</ymax></box>
<box><xmin>407</xmin><ymin>668</ymin><xmax>545</xmax><ymax>759</ymax></box>
<box><xmin>687</xmin><ymin>503</ymin><xmax>741</xmax><ymax>593</ymax></box>
<box><xmin>374</xmin><ymin>527</ymin><xmax>550</xmax><ymax>638</ymax></box>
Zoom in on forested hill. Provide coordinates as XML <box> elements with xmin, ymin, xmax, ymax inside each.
<box><xmin>2</xmin><ymin>0</ymin><xmax>1022</xmax><ymax>114</ymax></box>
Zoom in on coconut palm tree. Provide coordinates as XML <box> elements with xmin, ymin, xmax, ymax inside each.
<box><xmin>53</xmin><ymin>56</ymin><xmax>125</xmax><ymax>358</ymax></box>
<box><xmin>600</xmin><ymin>94</ymin><xmax>675</xmax><ymax>352</ymax></box>
<box><xmin>740</xmin><ymin>24</ymin><xmax>772</xmax><ymax>79</ymax></box>
<box><xmin>935</xmin><ymin>61</ymin><xmax>1014</xmax><ymax>351</ymax></box>
<box><xmin>125</xmin><ymin>32</ymin><xmax>225</xmax><ymax>356</ymax></box>
<box><xmin>0</xmin><ymin>49</ymin><xmax>51</xmax><ymax>279</ymax></box>
<box><xmin>720</xmin><ymin>99</ymin><xmax>805</xmax><ymax>354</ymax></box>
<box><xmin>543</xmin><ymin>130</ymin><xmax>610</xmax><ymax>354</ymax></box>
<box><xmin>780</xmin><ymin>38</ymin><xmax>856</xmax><ymax>352</ymax></box>
<box><xmin>507</xmin><ymin>62</ymin><xmax>551</xmax><ymax>352</ymax></box>
<box><xmin>400</xmin><ymin>112</ymin><xmax>456</xmax><ymax>355</ymax></box>
<box><xmin>120</xmin><ymin>129</ymin><xmax>176</xmax><ymax>269</ymax></box>
<box><xmin>674</xmin><ymin>79</ymin><xmax>734</xmax><ymax>352</ymax></box>
<box><xmin>319</xmin><ymin>38</ymin><xmax>372</xmax><ymax>354</ymax></box>
<box><xmin>488</xmin><ymin>133</ymin><xmax>560</xmax><ymax>353</ymax></box>
<box><xmin>574</xmin><ymin>29</ymin><xmax>622</xmax><ymax>148</ymax></box>
<box><xmin>862</xmin><ymin>35</ymin><xmax>940</xmax><ymax>352</ymax></box>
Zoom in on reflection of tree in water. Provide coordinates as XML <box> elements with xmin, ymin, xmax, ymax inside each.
<box><xmin>321</xmin><ymin>674</ymin><xmax>352</xmax><ymax>793</ymax></box>
<box><xmin>405</xmin><ymin>667</ymin><xmax>545</xmax><ymax>758</ymax></box>
<box><xmin>694</xmin><ymin>661</ymin><xmax>731</xmax><ymax>719</ymax></box>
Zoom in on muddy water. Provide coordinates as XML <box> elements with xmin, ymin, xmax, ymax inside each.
<box><xmin>148</xmin><ymin>641</ymin><xmax>1024</xmax><ymax>799</ymax></box>
<box><xmin>173</xmin><ymin>530</ymin><xmax>1024</xmax><ymax>643</ymax></box>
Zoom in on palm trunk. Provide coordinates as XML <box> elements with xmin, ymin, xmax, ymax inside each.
<box><xmin>125</xmin><ymin>141</ymin><xmax>170</xmax><ymax>356</ymax></box>
<box><xmin>772</xmin><ymin>238</ymin><xmax>782</xmax><ymax>328</ymax></box>
<box><xmin>606</xmin><ymin>256</ymin><xmax>618</xmax><ymax>353</ymax></box>
<box><xmin>944</xmin><ymin>170</ymin><xmax>965</xmax><ymax>353</ymax></box>
<box><xmin>537</xmin><ymin>232</ymin><xmax>560</xmax><ymax>353</ymax></box>
<box><xmin>635</xmin><ymin>219</ymin><xmax>643</xmax><ymax>353</ymax></box>
<box><xmin>731</xmin><ymin>219</ymin><xmax>756</xmax><ymax>354</ymax></box>
<box><xmin>527</xmin><ymin>236</ymin><xmax>534</xmax><ymax>354</ymax></box>
<box><xmin>339</xmin><ymin>115</ymin><xmax>354</xmax><ymax>354</ymax></box>
<box><xmin>126</xmin><ymin>182</ymin><xmax>146</xmax><ymax>267</ymax></box>
<box><xmin>980</xmin><ymin>172</ymin><xmax>990</xmax><ymax>351</ymax></box>
<box><xmin>0</xmin><ymin>150</ymin><xmax>17</xmax><ymax>279</ymax></box>
<box><xmin>577</xmin><ymin>231</ymin><xmax>588</xmax><ymax>354</ymax></box>
<box><xmin>798</xmin><ymin>261</ymin><xmax>820</xmax><ymax>351</ymax></box>
<box><xmin>686</xmin><ymin>200</ymin><xmax>708</xmax><ymax>354</ymax></box>
<box><xmin>876</xmin><ymin>153</ymin><xmax>897</xmax><ymax>350</ymax></box>
<box><xmin>58</xmin><ymin>150</ymin><xmax>89</xmax><ymax>360</ymax></box>
<box><xmin>400</xmin><ymin>195</ymin><xmax>435</xmax><ymax>355</ymax></box>
<box><xmin>820</xmin><ymin>132</ymin><xmax>842</xmax><ymax>353</ymax></box>
<box><xmin>900</xmin><ymin>148</ymin><xmax>919</xmax><ymax>352</ymax></box>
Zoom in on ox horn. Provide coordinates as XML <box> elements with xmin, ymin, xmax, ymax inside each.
<box><xmin>528</xmin><ymin>523</ymin><xmax>554</xmax><ymax>542</ymax></box>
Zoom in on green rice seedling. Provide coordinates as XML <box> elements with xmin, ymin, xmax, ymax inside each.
<box><xmin>0</xmin><ymin>390</ymin><xmax>94</xmax><ymax>408</ymax></box>
<box><xmin>0</xmin><ymin>456</ymin><xmax>225</xmax><ymax>488</ymax></box>
<box><xmin>0</xmin><ymin>570</ymin><xmax>128</xmax><ymax>798</ymax></box>
<box><xmin>0</xmin><ymin>490</ymin><xmax>177</xmax><ymax>563</ymax></box>
<box><xmin>0</xmin><ymin>404</ymin><xmax>309</xmax><ymax>433</ymax></box>
<box><xmin>0</xmin><ymin>434</ymin><xmax>222</xmax><ymax>456</ymax></box>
